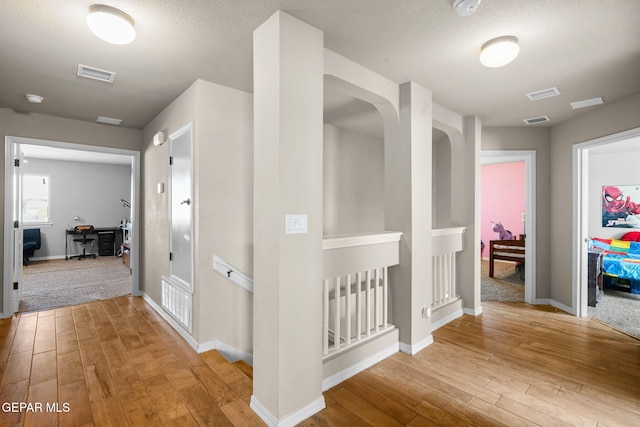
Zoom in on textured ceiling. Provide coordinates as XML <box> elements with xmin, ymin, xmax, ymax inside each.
<box><xmin>1</xmin><ymin>0</ymin><xmax>639</xmax><ymax>131</ymax></box>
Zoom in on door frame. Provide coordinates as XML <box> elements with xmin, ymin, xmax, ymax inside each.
<box><xmin>2</xmin><ymin>135</ymin><xmax>141</xmax><ymax>317</ymax></box>
<box><xmin>481</xmin><ymin>150</ymin><xmax>536</xmax><ymax>304</ymax></box>
<box><xmin>572</xmin><ymin>126</ymin><xmax>640</xmax><ymax>317</ymax></box>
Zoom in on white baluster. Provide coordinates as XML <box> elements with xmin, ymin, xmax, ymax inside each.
<box><xmin>323</xmin><ymin>279</ymin><xmax>329</xmax><ymax>355</ymax></box>
<box><xmin>374</xmin><ymin>268</ymin><xmax>380</xmax><ymax>333</ymax></box>
<box><xmin>451</xmin><ymin>255</ymin><xmax>456</xmax><ymax>301</ymax></box>
<box><xmin>334</xmin><ymin>276</ymin><xmax>341</xmax><ymax>351</ymax></box>
<box><xmin>356</xmin><ymin>271</ymin><xmax>362</xmax><ymax>341</ymax></box>
<box><xmin>366</xmin><ymin>270</ymin><xmax>371</xmax><ymax>336</ymax></box>
<box><xmin>383</xmin><ymin>266</ymin><xmax>388</xmax><ymax>328</ymax></box>
<box><xmin>346</xmin><ymin>274</ymin><xmax>352</xmax><ymax>345</ymax></box>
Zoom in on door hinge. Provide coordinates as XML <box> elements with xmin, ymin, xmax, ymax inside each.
<box><xmin>169</xmin><ymin>252</ymin><xmax>173</xmax><ymax>261</ymax></box>
<box><xmin>13</xmin><ymin>220</ymin><xmax>19</xmax><ymax>229</ymax></box>
<box><xmin>129</xmin><ymin>268</ymin><xmax>133</xmax><ymax>276</ymax></box>
<box><xmin>13</xmin><ymin>282</ymin><xmax>18</xmax><ymax>290</ymax></box>
<box><xmin>169</xmin><ymin>156</ymin><xmax>173</xmax><ymax>166</ymax></box>
<box><xmin>14</xmin><ymin>159</ymin><xmax>19</xmax><ymax>167</ymax></box>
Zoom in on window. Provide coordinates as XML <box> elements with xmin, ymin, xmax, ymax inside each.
<box><xmin>22</xmin><ymin>174</ymin><xmax>50</xmax><ymax>224</ymax></box>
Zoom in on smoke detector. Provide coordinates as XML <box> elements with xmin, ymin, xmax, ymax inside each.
<box><xmin>453</xmin><ymin>0</ymin><xmax>482</xmax><ymax>16</ymax></box>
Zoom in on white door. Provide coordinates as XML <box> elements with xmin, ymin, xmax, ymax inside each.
<box><xmin>12</xmin><ymin>143</ymin><xmax>24</xmax><ymax>312</ymax></box>
<box><xmin>169</xmin><ymin>124</ymin><xmax>193</xmax><ymax>290</ymax></box>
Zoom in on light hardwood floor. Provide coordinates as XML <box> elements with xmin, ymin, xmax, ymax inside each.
<box><xmin>1</xmin><ymin>297</ymin><xmax>639</xmax><ymax>426</ymax></box>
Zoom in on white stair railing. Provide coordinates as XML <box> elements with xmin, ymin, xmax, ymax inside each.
<box><xmin>323</xmin><ymin>267</ymin><xmax>389</xmax><ymax>355</ymax></box>
<box><xmin>431</xmin><ymin>227</ymin><xmax>466</xmax><ymax>309</ymax></box>
<box><xmin>322</xmin><ymin>232</ymin><xmax>401</xmax><ymax>358</ymax></box>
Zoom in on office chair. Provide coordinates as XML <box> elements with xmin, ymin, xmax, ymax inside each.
<box><xmin>72</xmin><ymin>225</ymin><xmax>96</xmax><ymax>260</ymax></box>
<box><xmin>23</xmin><ymin>228</ymin><xmax>41</xmax><ymax>266</ymax></box>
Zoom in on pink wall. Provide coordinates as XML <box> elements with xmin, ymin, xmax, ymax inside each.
<box><xmin>481</xmin><ymin>161</ymin><xmax>525</xmax><ymax>257</ymax></box>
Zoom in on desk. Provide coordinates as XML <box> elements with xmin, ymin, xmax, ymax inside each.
<box><xmin>65</xmin><ymin>227</ymin><xmax>123</xmax><ymax>260</ymax></box>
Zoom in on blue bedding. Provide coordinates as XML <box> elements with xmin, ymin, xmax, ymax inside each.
<box><xmin>591</xmin><ymin>238</ymin><xmax>640</xmax><ymax>293</ymax></box>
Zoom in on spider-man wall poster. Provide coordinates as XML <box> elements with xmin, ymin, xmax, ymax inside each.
<box><xmin>602</xmin><ymin>185</ymin><xmax>640</xmax><ymax>228</ymax></box>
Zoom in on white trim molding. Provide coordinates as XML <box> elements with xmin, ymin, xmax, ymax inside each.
<box><xmin>463</xmin><ymin>307</ymin><xmax>483</xmax><ymax>316</ymax></box>
<box><xmin>322</xmin><ymin>343</ymin><xmax>399</xmax><ymax>391</ymax></box>
<box><xmin>399</xmin><ymin>335</ymin><xmax>434</xmax><ymax>356</ymax></box>
<box><xmin>250</xmin><ymin>395</ymin><xmax>326</xmax><ymax>427</ymax></box>
<box><xmin>322</xmin><ymin>231</ymin><xmax>402</xmax><ymax>250</ymax></box>
<box><xmin>431</xmin><ymin>308</ymin><xmax>463</xmax><ymax>331</ymax></box>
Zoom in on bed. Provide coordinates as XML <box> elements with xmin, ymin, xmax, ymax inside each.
<box><xmin>591</xmin><ymin>236</ymin><xmax>640</xmax><ymax>294</ymax></box>
<box><xmin>489</xmin><ymin>237</ymin><xmax>525</xmax><ymax>278</ymax></box>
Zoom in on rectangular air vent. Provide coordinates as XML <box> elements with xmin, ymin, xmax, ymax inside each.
<box><xmin>77</xmin><ymin>64</ymin><xmax>116</xmax><ymax>83</ymax></box>
<box><xmin>96</xmin><ymin>116</ymin><xmax>122</xmax><ymax>126</ymax></box>
<box><xmin>523</xmin><ymin>116</ymin><xmax>551</xmax><ymax>125</ymax></box>
<box><xmin>525</xmin><ymin>87</ymin><xmax>561</xmax><ymax>101</ymax></box>
<box><xmin>570</xmin><ymin>97</ymin><xmax>604</xmax><ymax>109</ymax></box>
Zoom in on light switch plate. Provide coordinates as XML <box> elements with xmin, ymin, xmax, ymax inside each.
<box><xmin>285</xmin><ymin>214</ymin><xmax>308</xmax><ymax>234</ymax></box>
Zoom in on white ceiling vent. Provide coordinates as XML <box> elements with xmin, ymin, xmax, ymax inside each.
<box><xmin>96</xmin><ymin>116</ymin><xmax>122</xmax><ymax>126</ymax></box>
<box><xmin>570</xmin><ymin>97</ymin><xmax>604</xmax><ymax>109</ymax></box>
<box><xmin>77</xmin><ymin>64</ymin><xmax>116</xmax><ymax>83</ymax></box>
<box><xmin>525</xmin><ymin>87</ymin><xmax>561</xmax><ymax>101</ymax></box>
<box><xmin>523</xmin><ymin>116</ymin><xmax>551</xmax><ymax>125</ymax></box>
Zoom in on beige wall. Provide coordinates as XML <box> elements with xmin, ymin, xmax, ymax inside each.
<box><xmin>141</xmin><ymin>80</ymin><xmax>254</xmax><ymax>353</ymax></box>
<box><xmin>481</xmin><ymin>126</ymin><xmax>551</xmax><ymax>299</ymax></box>
<box><xmin>193</xmin><ymin>80</ymin><xmax>253</xmax><ymax>352</ymax></box>
<box><xmin>549</xmin><ymin>93</ymin><xmax>640</xmax><ymax>307</ymax></box>
<box><xmin>141</xmin><ymin>83</ymin><xmax>198</xmax><ymax>308</ymax></box>
<box><xmin>0</xmin><ymin>107</ymin><xmax>141</xmax><ymax>313</ymax></box>
<box><xmin>323</xmin><ymin>124</ymin><xmax>385</xmax><ymax>235</ymax></box>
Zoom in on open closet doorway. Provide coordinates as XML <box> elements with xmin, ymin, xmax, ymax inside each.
<box><xmin>481</xmin><ymin>151</ymin><xmax>536</xmax><ymax>304</ymax></box>
<box><xmin>2</xmin><ymin>136</ymin><xmax>140</xmax><ymax>316</ymax></box>
<box><xmin>573</xmin><ymin>127</ymin><xmax>640</xmax><ymax>339</ymax></box>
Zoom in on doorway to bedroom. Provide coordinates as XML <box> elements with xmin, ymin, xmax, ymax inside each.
<box><xmin>480</xmin><ymin>151</ymin><xmax>535</xmax><ymax>304</ymax></box>
<box><xmin>3</xmin><ymin>136</ymin><xmax>140</xmax><ymax>316</ymax></box>
<box><xmin>573</xmin><ymin>128</ymin><xmax>640</xmax><ymax>339</ymax></box>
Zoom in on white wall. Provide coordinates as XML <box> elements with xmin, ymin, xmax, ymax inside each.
<box><xmin>588</xmin><ymin>145</ymin><xmax>640</xmax><ymax>239</ymax></box>
<box><xmin>323</xmin><ymin>124</ymin><xmax>385</xmax><ymax>235</ymax></box>
<box><xmin>23</xmin><ymin>158</ymin><xmax>131</xmax><ymax>258</ymax></box>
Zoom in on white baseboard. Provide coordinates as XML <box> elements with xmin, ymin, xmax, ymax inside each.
<box><xmin>463</xmin><ymin>306</ymin><xmax>483</xmax><ymax>316</ymax></box>
<box><xmin>199</xmin><ymin>339</ymin><xmax>254</xmax><ymax>366</ymax></box>
<box><xmin>322</xmin><ymin>342</ymin><xmax>399</xmax><ymax>391</ymax></box>
<box><xmin>141</xmin><ymin>291</ymin><xmax>254</xmax><ymax>363</ymax></box>
<box><xmin>141</xmin><ymin>291</ymin><xmax>199</xmax><ymax>351</ymax></box>
<box><xmin>549</xmin><ymin>299</ymin><xmax>575</xmax><ymax>315</ymax></box>
<box><xmin>31</xmin><ymin>255</ymin><xmax>70</xmax><ymax>261</ymax></box>
<box><xmin>431</xmin><ymin>308</ymin><xmax>463</xmax><ymax>331</ymax></box>
<box><xmin>250</xmin><ymin>394</ymin><xmax>325</xmax><ymax>427</ymax></box>
<box><xmin>399</xmin><ymin>335</ymin><xmax>433</xmax><ymax>356</ymax></box>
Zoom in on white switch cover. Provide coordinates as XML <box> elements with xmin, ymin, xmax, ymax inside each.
<box><xmin>285</xmin><ymin>214</ymin><xmax>308</xmax><ymax>234</ymax></box>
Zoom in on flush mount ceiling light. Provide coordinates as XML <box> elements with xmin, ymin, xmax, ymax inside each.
<box><xmin>479</xmin><ymin>36</ymin><xmax>519</xmax><ymax>68</ymax></box>
<box><xmin>87</xmin><ymin>4</ymin><xmax>136</xmax><ymax>45</ymax></box>
<box><xmin>25</xmin><ymin>94</ymin><xmax>44</xmax><ymax>104</ymax></box>
<box><xmin>453</xmin><ymin>0</ymin><xmax>482</xmax><ymax>17</ymax></box>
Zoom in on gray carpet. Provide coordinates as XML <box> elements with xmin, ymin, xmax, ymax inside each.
<box><xmin>588</xmin><ymin>288</ymin><xmax>640</xmax><ymax>340</ymax></box>
<box><xmin>481</xmin><ymin>260</ymin><xmax>524</xmax><ymax>302</ymax></box>
<box><xmin>20</xmin><ymin>257</ymin><xmax>130</xmax><ymax>313</ymax></box>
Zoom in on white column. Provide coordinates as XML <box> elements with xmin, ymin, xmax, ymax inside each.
<box><xmin>252</xmin><ymin>11</ymin><xmax>325</xmax><ymax>425</ymax></box>
<box><xmin>386</xmin><ymin>82</ymin><xmax>433</xmax><ymax>354</ymax></box>
<box><xmin>452</xmin><ymin>116</ymin><xmax>482</xmax><ymax>314</ymax></box>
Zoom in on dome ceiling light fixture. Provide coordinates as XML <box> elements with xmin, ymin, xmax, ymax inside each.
<box><xmin>87</xmin><ymin>4</ymin><xmax>136</xmax><ymax>45</ymax></box>
<box><xmin>479</xmin><ymin>36</ymin><xmax>520</xmax><ymax>68</ymax></box>
<box><xmin>453</xmin><ymin>0</ymin><xmax>482</xmax><ymax>17</ymax></box>
<box><xmin>25</xmin><ymin>94</ymin><xmax>44</xmax><ymax>104</ymax></box>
